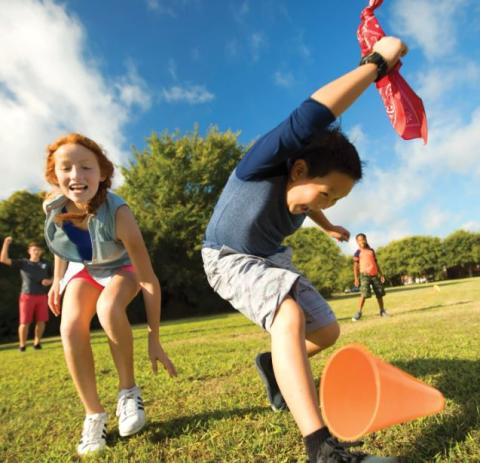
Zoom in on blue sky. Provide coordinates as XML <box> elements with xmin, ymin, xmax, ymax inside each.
<box><xmin>1</xmin><ymin>0</ymin><xmax>479</xmax><ymax>252</ymax></box>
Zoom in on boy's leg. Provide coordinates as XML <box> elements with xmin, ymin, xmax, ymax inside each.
<box><xmin>33</xmin><ymin>322</ymin><xmax>45</xmax><ymax>347</ymax></box>
<box><xmin>18</xmin><ymin>323</ymin><xmax>29</xmax><ymax>349</ymax></box>
<box><xmin>270</xmin><ymin>296</ymin><xmax>323</xmax><ymax>435</ymax></box>
<box><xmin>61</xmin><ymin>279</ymin><xmax>104</xmax><ymax>414</ymax></box>
<box><xmin>18</xmin><ymin>294</ymin><xmax>33</xmax><ymax>348</ymax></box>
<box><xmin>256</xmin><ymin>322</ymin><xmax>339</xmax><ymax>412</ymax></box>
<box><xmin>33</xmin><ymin>295</ymin><xmax>49</xmax><ymax>347</ymax></box>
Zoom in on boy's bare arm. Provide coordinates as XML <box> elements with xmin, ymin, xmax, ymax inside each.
<box><xmin>353</xmin><ymin>261</ymin><xmax>360</xmax><ymax>284</ymax></box>
<box><xmin>0</xmin><ymin>236</ymin><xmax>13</xmax><ymax>266</ymax></box>
<box><xmin>308</xmin><ymin>210</ymin><xmax>350</xmax><ymax>241</ymax></box>
<box><xmin>311</xmin><ymin>36</ymin><xmax>407</xmax><ymax>117</ymax></box>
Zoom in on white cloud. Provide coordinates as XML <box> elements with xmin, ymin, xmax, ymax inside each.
<box><xmin>422</xmin><ymin>206</ymin><xmax>451</xmax><ymax>230</ymax></box>
<box><xmin>225</xmin><ymin>39</ymin><xmax>239</xmax><ymax>58</ymax></box>
<box><xmin>0</xmin><ymin>0</ymin><xmax>151</xmax><ymax>198</ymax></box>
<box><xmin>146</xmin><ymin>0</ymin><xmax>199</xmax><ymax>16</ymax></box>
<box><xmin>273</xmin><ymin>71</ymin><xmax>294</xmax><ymax>88</ymax></box>
<box><xmin>168</xmin><ymin>58</ymin><xmax>178</xmax><ymax>81</ymax></box>
<box><xmin>391</xmin><ymin>0</ymin><xmax>468</xmax><ymax>59</ymax></box>
<box><xmin>161</xmin><ymin>84</ymin><xmax>215</xmax><ymax>104</ymax></box>
<box><xmin>250</xmin><ymin>32</ymin><xmax>267</xmax><ymax>62</ymax></box>
<box><xmin>416</xmin><ymin>61</ymin><xmax>480</xmax><ymax>103</ymax></box>
<box><xmin>115</xmin><ymin>61</ymin><xmax>152</xmax><ymax>111</ymax></box>
<box><xmin>460</xmin><ymin>221</ymin><xmax>480</xmax><ymax>232</ymax></box>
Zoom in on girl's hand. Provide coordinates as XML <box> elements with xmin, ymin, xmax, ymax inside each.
<box><xmin>327</xmin><ymin>225</ymin><xmax>350</xmax><ymax>242</ymax></box>
<box><xmin>148</xmin><ymin>337</ymin><xmax>177</xmax><ymax>377</ymax></box>
<box><xmin>48</xmin><ymin>280</ymin><xmax>61</xmax><ymax>316</ymax></box>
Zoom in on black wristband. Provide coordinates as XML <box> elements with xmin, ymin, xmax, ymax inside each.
<box><xmin>359</xmin><ymin>51</ymin><xmax>389</xmax><ymax>82</ymax></box>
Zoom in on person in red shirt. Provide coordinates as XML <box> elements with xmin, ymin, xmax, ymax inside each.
<box><xmin>351</xmin><ymin>233</ymin><xmax>388</xmax><ymax>321</ymax></box>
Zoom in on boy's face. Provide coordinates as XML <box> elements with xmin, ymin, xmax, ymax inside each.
<box><xmin>356</xmin><ymin>235</ymin><xmax>368</xmax><ymax>248</ymax></box>
<box><xmin>28</xmin><ymin>246</ymin><xmax>43</xmax><ymax>260</ymax></box>
<box><xmin>286</xmin><ymin>162</ymin><xmax>354</xmax><ymax>214</ymax></box>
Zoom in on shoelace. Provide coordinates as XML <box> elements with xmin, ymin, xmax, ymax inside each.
<box><xmin>323</xmin><ymin>437</ymin><xmax>368</xmax><ymax>463</ymax></box>
<box><xmin>81</xmin><ymin>416</ymin><xmax>106</xmax><ymax>445</ymax></box>
<box><xmin>117</xmin><ymin>392</ymin><xmax>140</xmax><ymax>419</ymax></box>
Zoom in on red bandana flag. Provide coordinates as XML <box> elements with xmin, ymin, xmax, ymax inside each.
<box><xmin>357</xmin><ymin>0</ymin><xmax>428</xmax><ymax>143</ymax></box>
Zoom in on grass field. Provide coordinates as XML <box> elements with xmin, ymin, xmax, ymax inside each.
<box><xmin>0</xmin><ymin>278</ymin><xmax>479</xmax><ymax>462</ymax></box>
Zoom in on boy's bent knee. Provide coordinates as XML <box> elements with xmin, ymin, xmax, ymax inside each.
<box><xmin>271</xmin><ymin>297</ymin><xmax>305</xmax><ymax>336</ymax></box>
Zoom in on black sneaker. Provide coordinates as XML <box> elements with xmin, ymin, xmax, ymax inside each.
<box><xmin>255</xmin><ymin>352</ymin><xmax>287</xmax><ymax>412</ymax></box>
<box><xmin>33</xmin><ymin>343</ymin><xmax>42</xmax><ymax>350</ymax></box>
<box><xmin>313</xmin><ymin>437</ymin><xmax>399</xmax><ymax>463</ymax></box>
<box><xmin>19</xmin><ymin>346</ymin><xmax>26</xmax><ymax>352</ymax></box>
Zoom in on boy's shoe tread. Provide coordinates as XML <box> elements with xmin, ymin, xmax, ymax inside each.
<box><xmin>313</xmin><ymin>437</ymin><xmax>399</xmax><ymax>463</ymax></box>
<box><xmin>352</xmin><ymin>311</ymin><xmax>362</xmax><ymax>322</ymax></box>
<box><xmin>255</xmin><ymin>352</ymin><xmax>287</xmax><ymax>412</ymax></box>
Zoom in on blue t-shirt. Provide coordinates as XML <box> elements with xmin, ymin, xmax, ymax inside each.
<box><xmin>63</xmin><ymin>221</ymin><xmax>93</xmax><ymax>261</ymax></box>
<box><xmin>204</xmin><ymin>98</ymin><xmax>335</xmax><ymax>257</ymax></box>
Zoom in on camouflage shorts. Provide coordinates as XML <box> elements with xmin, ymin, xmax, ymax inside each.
<box><xmin>359</xmin><ymin>274</ymin><xmax>385</xmax><ymax>298</ymax></box>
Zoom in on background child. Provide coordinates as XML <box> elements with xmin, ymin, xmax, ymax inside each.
<box><xmin>43</xmin><ymin>133</ymin><xmax>176</xmax><ymax>456</ymax></box>
<box><xmin>352</xmin><ymin>233</ymin><xmax>388</xmax><ymax>321</ymax></box>
<box><xmin>0</xmin><ymin>237</ymin><xmax>52</xmax><ymax>351</ymax></box>
<box><xmin>202</xmin><ymin>37</ymin><xmax>406</xmax><ymax>462</ymax></box>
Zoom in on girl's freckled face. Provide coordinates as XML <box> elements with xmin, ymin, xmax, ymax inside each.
<box><xmin>53</xmin><ymin>144</ymin><xmax>104</xmax><ymax>205</ymax></box>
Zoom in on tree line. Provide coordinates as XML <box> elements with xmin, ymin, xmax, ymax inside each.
<box><xmin>1</xmin><ymin>128</ymin><xmax>479</xmax><ymax>340</ymax></box>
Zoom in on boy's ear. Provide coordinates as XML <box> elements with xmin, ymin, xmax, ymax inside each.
<box><xmin>290</xmin><ymin>159</ymin><xmax>309</xmax><ymax>181</ymax></box>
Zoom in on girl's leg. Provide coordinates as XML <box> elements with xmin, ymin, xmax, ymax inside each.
<box><xmin>96</xmin><ymin>271</ymin><xmax>139</xmax><ymax>390</ymax></box>
<box><xmin>61</xmin><ymin>279</ymin><xmax>103</xmax><ymax>414</ymax></box>
<box><xmin>270</xmin><ymin>296</ymin><xmax>324</xmax><ymax>436</ymax></box>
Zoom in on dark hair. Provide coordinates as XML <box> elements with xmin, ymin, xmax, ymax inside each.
<box><xmin>355</xmin><ymin>233</ymin><xmax>367</xmax><ymax>240</ymax></box>
<box><xmin>28</xmin><ymin>241</ymin><xmax>43</xmax><ymax>249</ymax></box>
<box><xmin>294</xmin><ymin>126</ymin><xmax>363</xmax><ymax>180</ymax></box>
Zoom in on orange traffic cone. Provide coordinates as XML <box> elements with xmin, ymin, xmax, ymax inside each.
<box><xmin>320</xmin><ymin>344</ymin><xmax>445</xmax><ymax>441</ymax></box>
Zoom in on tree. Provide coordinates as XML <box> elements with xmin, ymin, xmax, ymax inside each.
<box><xmin>443</xmin><ymin>230</ymin><xmax>480</xmax><ymax>278</ymax></box>
<box><xmin>118</xmin><ymin>127</ymin><xmax>245</xmax><ymax>317</ymax></box>
<box><xmin>377</xmin><ymin>236</ymin><xmax>444</xmax><ymax>284</ymax></box>
<box><xmin>285</xmin><ymin>227</ymin><xmax>346</xmax><ymax>297</ymax></box>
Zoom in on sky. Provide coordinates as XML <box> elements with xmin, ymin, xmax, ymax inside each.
<box><xmin>1</xmin><ymin>0</ymin><xmax>479</xmax><ymax>253</ymax></box>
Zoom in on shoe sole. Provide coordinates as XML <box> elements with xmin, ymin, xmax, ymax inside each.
<box><xmin>255</xmin><ymin>354</ymin><xmax>287</xmax><ymax>412</ymax></box>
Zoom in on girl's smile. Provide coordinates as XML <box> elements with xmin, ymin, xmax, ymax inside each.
<box><xmin>53</xmin><ymin>143</ymin><xmax>105</xmax><ymax>207</ymax></box>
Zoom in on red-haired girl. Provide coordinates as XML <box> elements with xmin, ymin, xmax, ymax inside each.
<box><xmin>44</xmin><ymin>133</ymin><xmax>176</xmax><ymax>456</ymax></box>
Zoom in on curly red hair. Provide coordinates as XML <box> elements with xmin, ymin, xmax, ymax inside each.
<box><xmin>45</xmin><ymin>133</ymin><xmax>114</xmax><ymax>223</ymax></box>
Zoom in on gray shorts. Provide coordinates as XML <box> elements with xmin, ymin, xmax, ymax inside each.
<box><xmin>201</xmin><ymin>245</ymin><xmax>336</xmax><ymax>333</ymax></box>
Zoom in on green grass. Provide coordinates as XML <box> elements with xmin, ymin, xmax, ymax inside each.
<box><xmin>1</xmin><ymin>278</ymin><xmax>479</xmax><ymax>462</ymax></box>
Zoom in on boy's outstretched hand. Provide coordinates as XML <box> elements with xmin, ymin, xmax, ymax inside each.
<box><xmin>373</xmin><ymin>36</ymin><xmax>408</xmax><ymax>70</ymax></box>
<box><xmin>148</xmin><ymin>337</ymin><xmax>177</xmax><ymax>377</ymax></box>
<box><xmin>327</xmin><ymin>225</ymin><xmax>350</xmax><ymax>242</ymax></box>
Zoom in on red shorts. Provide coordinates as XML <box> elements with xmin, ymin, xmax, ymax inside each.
<box><xmin>19</xmin><ymin>293</ymin><xmax>49</xmax><ymax>324</ymax></box>
<box><xmin>69</xmin><ymin>264</ymin><xmax>135</xmax><ymax>290</ymax></box>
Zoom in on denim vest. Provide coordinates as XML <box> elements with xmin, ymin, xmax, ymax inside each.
<box><xmin>44</xmin><ymin>192</ymin><xmax>131</xmax><ymax>271</ymax></box>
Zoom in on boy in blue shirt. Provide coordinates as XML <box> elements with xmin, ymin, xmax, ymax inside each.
<box><xmin>202</xmin><ymin>37</ymin><xmax>407</xmax><ymax>462</ymax></box>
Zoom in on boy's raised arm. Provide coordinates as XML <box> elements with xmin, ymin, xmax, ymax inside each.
<box><xmin>311</xmin><ymin>36</ymin><xmax>407</xmax><ymax>117</ymax></box>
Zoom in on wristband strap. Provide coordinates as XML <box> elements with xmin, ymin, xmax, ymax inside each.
<box><xmin>359</xmin><ymin>52</ymin><xmax>388</xmax><ymax>82</ymax></box>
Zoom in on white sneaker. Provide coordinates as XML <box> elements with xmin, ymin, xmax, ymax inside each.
<box><xmin>77</xmin><ymin>412</ymin><xmax>107</xmax><ymax>456</ymax></box>
<box><xmin>116</xmin><ymin>385</ymin><xmax>146</xmax><ymax>437</ymax></box>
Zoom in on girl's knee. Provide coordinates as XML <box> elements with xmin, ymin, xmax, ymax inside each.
<box><xmin>60</xmin><ymin>319</ymin><xmax>88</xmax><ymax>343</ymax></box>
